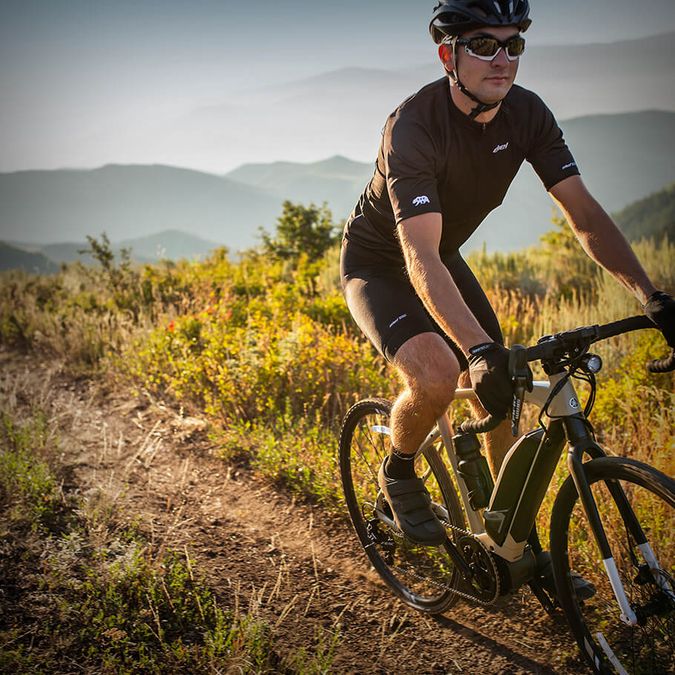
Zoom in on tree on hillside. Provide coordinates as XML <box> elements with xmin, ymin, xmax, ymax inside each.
<box><xmin>612</xmin><ymin>182</ymin><xmax>675</xmax><ymax>242</ymax></box>
<box><xmin>260</xmin><ymin>201</ymin><xmax>339</xmax><ymax>265</ymax></box>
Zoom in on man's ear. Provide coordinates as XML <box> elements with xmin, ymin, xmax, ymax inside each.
<box><xmin>438</xmin><ymin>43</ymin><xmax>454</xmax><ymax>73</ymax></box>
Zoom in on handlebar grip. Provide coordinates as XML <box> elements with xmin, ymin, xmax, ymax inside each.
<box><xmin>459</xmin><ymin>414</ymin><xmax>504</xmax><ymax>435</ymax></box>
<box><xmin>647</xmin><ymin>349</ymin><xmax>675</xmax><ymax>373</ymax></box>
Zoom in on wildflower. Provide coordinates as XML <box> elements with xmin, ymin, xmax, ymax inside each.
<box><xmin>167</xmin><ymin>321</ymin><xmax>175</xmax><ymax>332</ymax></box>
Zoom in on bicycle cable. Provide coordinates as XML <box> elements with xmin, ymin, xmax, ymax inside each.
<box><xmin>536</xmin><ymin>343</ymin><xmax>593</xmax><ymax>433</ymax></box>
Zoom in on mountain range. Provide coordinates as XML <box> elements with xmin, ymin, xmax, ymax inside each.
<box><xmin>9</xmin><ymin>33</ymin><xmax>671</xmax><ymax>177</ymax></box>
<box><xmin>2</xmin><ymin>109</ymin><xmax>673</xmax><ymax>258</ymax></box>
<box><xmin>3</xmin><ymin>180</ymin><xmax>673</xmax><ymax>275</ymax></box>
<box><xmin>3</xmin><ymin>180</ymin><xmax>673</xmax><ymax>274</ymax></box>
<box><xmin>155</xmin><ymin>32</ymin><xmax>675</xmax><ymax>173</ymax></box>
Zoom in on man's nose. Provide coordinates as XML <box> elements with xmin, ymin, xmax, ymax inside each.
<box><xmin>491</xmin><ymin>47</ymin><xmax>510</xmax><ymax>66</ymax></box>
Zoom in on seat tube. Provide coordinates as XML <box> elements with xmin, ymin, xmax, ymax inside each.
<box><xmin>437</xmin><ymin>412</ymin><xmax>485</xmax><ymax>534</ymax></box>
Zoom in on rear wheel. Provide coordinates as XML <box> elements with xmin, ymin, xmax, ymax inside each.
<box><xmin>550</xmin><ymin>457</ymin><xmax>675</xmax><ymax>674</ymax></box>
<box><xmin>339</xmin><ymin>398</ymin><xmax>465</xmax><ymax>613</ymax></box>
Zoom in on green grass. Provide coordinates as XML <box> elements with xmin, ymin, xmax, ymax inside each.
<box><xmin>0</xmin><ymin>412</ymin><xmax>338</xmax><ymax>673</ymax></box>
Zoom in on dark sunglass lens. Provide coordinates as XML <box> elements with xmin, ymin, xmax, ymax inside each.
<box><xmin>469</xmin><ymin>37</ymin><xmax>500</xmax><ymax>57</ymax></box>
<box><xmin>506</xmin><ymin>36</ymin><xmax>526</xmax><ymax>57</ymax></box>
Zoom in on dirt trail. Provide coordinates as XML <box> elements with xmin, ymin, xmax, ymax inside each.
<box><xmin>1</xmin><ymin>349</ymin><xmax>586</xmax><ymax>673</ymax></box>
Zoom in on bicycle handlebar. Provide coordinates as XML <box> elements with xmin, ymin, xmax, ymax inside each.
<box><xmin>459</xmin><ymin>315</ymin><xmax>673</xmax><ymax>435</ymax></box>
<box><xmin>527</xmin><ymin>315</ymin><xmax>674</xmax><ymax>373</ymax></box>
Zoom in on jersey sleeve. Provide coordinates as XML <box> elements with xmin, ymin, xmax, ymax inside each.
<box><xmin>383</xmin><ymin>113</ymin><xmax>442</xmax><ymax>224</ymax></box>
<box><xmin>526</xmin><ymin>96</ymin><xmax>580</xmax><ymax>191</ymax></box>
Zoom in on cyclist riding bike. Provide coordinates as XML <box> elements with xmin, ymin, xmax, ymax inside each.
<box><xmin>339</xmin><ymin>0</ymin><xmax>675</xmax><ymax>593</ymax></box>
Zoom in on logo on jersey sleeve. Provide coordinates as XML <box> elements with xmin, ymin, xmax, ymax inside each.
<box><xmin>412</xmin><ymin>195</ymin><xmax>431</xmax><ymax>207</ymax></box>
<box><xmin>562</xmin><ymin>161</ymin><xmax>577</xmax><ymax>170</ymax></box>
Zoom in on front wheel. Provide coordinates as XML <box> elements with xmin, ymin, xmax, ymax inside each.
<box><xmin>339</xmin><ymin>398</ymin><xmax>465</xmax><ymax>613</ymax></box>
<box><xmin>550</xmin><ymin>457</ymin><xmax>675</xmax><ymax>674</ymax></box>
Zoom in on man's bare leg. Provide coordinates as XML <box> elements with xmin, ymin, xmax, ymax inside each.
<box><xmin>390</xmin><ymin>333</ymin><xmax>460</xmax><ymax>455</ymax></box>
<box><xmin>375</xmin><ymin>332</ymin><xmax>459</xmax><ymax>545</ymax></box>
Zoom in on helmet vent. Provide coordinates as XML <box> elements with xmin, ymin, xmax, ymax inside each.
<box><xmin>439</xmin><ymin>11</ymin><xmax>470</xmax><ymax>25</ymax></box>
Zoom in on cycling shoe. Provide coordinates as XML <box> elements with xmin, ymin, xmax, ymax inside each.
<box><xmin>377</xmin><ymin>459</ymin><xmax>447</xmax><ymax>547</ymax></box>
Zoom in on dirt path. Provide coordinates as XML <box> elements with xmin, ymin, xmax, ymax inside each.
<box><xmin>1</xmin><ymin>349</ymin><xmax>587</xmax><ymax>673</ymax></box>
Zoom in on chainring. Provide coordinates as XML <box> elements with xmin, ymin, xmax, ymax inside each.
<box><xmin>362</xmin><ymin>497</ymin><xmax>503</xmax><ymax>606</ymax></box>
<box><xmin>456</xmin><ymin>534</ymin><xmax>501</xmax><ymax>604</ymax></box>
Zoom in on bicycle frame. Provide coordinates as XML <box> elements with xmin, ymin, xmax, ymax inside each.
<box><xmin>416</xmin><ymin>375</ymin><xmax>578</xmax><ymax>557</ymax></box>
<box><xmin>415</xmin><ymin>371</ymin><xmax>664</xmax><ymax>625</ymax></box>
<box><xmin>419</xmin><ymin>375</ymin><xmax>611</xmax><ymax>556</ymax></box>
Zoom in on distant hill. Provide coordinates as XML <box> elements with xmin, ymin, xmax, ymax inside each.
<box><xmin>614</xmin><ymin>183</ymin><xmax>675</xmax><ymax>242</ymax></box>
<box><xmin>8</xmin><ymin>229</ymin><xmax>222</xmax><ymax>269</ymax></box>
<box><xmin>2</xmin><ymin>181</ymin><xmax>671</xmax><ymax>274</ymax></box>
<box><xmin>167</xmin><ymin>32</ymin><xmax>675</xmax><ymax>174</ymax></box>
<box><xmin>4</xmin><ymin>32</ymin><xmax>673</xmax><ymax>179</ymax></box>
<box><xmin>225</xmin><ymin>155</ymin><xmax>373</xmax><ymax>211</ymax></box>
<box><xmin>0</xmin><ymin>242</ymin><xmax>59</xmax><ymax>274</ymax></box>
<box><xmin>0</xmin><ymin>164</ymin><xmax>281</xmax><ymax>251</ymax></box>
<box><xmin>116</xmin><ymin>230</ymin><xmax>221</xmax><ymax>262</ymax></box>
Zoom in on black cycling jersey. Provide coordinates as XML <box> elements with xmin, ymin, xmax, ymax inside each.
<box><xmin>343</xmin><ymin>77</ymin><xmax>579</xmax><ymax>265</ymax></box>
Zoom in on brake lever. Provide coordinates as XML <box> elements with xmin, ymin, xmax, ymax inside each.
<box><xmin>509</xmin><ymin>345</ymin><xmax>530</xmax><ymax>437</ymax></box>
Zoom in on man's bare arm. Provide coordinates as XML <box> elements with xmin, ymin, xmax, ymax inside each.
<box><xmin>549</xmin><ymin>176</ymin><xmax>657</xmax><ymax>304</ymax></box>
<box><xmin>397</xmin><ymin>212</ymin><xmax>491</xmax><ymax>352</ymax></box>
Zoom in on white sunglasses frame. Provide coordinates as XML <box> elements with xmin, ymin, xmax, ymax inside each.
<box><xmin>449</xmin><ymin>35</ymin><xmax>526</xmax><ymax>62</ymax></box>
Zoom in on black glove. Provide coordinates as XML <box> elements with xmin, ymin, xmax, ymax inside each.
<box><xmin>644</xmin><ymin>291</ymin><xmax>675</xmax><ymax>349</ymax></box>
<box><xmin>467</xmin><ymin>342</ymin><xmax>515</xmax><ymax>419</ymax></box>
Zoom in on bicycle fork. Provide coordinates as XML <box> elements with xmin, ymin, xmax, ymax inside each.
<box><xmin>564</xmin><ymin>416</ymin><xmax>672</xmax><ymax>627</ymax></box>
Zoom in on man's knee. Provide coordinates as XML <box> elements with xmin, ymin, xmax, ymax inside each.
<box><xmin>393</xmin><ymin>333</ymin><xmax>460</xmax><ymax>413</ymax></box>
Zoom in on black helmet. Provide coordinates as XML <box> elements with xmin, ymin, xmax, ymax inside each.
<box><xmin>429</xmin><ymin>0</ymin><xmax>531</xmax><ymax>44</ymax></box>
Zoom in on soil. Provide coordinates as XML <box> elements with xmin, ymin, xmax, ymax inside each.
<box><xmin>0</xmin><ymin>349</ymin><xmax>588</xmax><ymax>674</ymax></box>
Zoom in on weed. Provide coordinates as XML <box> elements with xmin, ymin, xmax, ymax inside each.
<box><xmin>0</xmin><ymin>411</ymin><xmax>338</xmax><ymax>673</ymax></box>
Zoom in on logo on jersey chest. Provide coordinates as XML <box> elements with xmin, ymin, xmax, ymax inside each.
<box><xmin>493</xmin><ymin>142</ymin><xmax>509</xmax><ymax>154</ymax></box>
<box><xmin>412</xmin><ymin>195</ymin><xmax>431</xmax><ymax>206</ymax></box>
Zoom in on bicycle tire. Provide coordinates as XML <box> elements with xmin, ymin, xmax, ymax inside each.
<box><xmin>339</xmin><ymin>398</ymin><xmax>465</xmax><ymax>613</ymax></box>
<box><xmin>550</xmin><ymin>457</ymin><xmax>675</xmax><ymax>674</ymax></box>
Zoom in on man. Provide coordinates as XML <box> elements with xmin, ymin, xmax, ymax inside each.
<box><xmin>340</xmin><ymin>0</ymin><xmax>675</xmax><ymax>559</ymax></box>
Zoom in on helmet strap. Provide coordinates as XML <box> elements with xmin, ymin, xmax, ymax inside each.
<box><xmin>449</xmin><ymin>37</ymin><xmax>502</xmax><ymax>121</ymax></box>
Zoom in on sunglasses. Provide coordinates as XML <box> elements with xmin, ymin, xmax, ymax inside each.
<box><xmin>455</xmin><ymin>35</ymin><xmax>526</xmax><ymax>62</ymax></box>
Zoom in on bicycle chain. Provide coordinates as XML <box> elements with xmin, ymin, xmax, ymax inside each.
<box><xmin>387</xmin><ymin>517</ymin><xmax>502</xmax><ymax>606</ymax></box>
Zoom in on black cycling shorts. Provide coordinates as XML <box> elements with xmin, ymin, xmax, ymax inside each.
<box><xmin>340</xmin><ymin>238</ymin><xmax>503</xmax><ymax>369</ymax></box>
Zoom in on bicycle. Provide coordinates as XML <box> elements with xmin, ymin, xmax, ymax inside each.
<box><xmin>339</xmin><ymin>315</ymin><xmax>674</xmax><ymax>674</ymax></box>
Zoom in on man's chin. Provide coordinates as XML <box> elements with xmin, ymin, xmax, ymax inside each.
<box><xmin>481</xmin><ymin>81</ymin><xmax>513</xmax><ymax>102</ymax></box>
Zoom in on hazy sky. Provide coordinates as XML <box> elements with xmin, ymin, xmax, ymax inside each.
<box><xmin>2</xmin><ymin>0</ymin><xmax>675</xmax><ymax>172</ymax></box>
